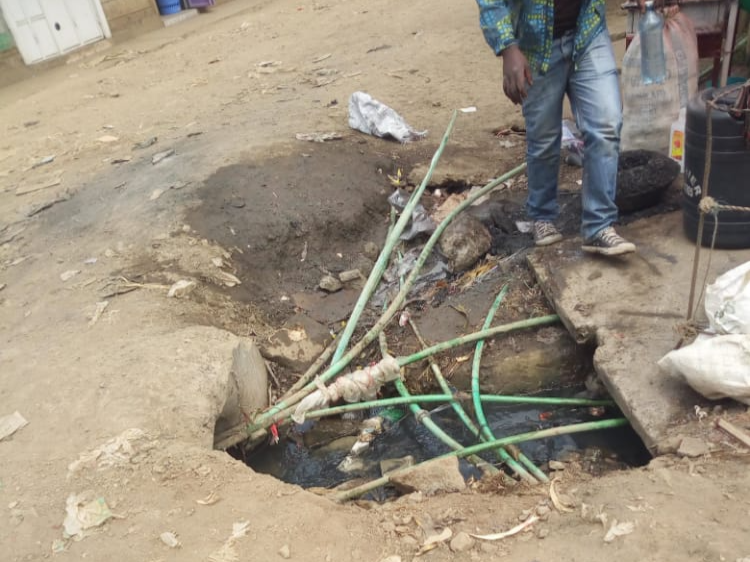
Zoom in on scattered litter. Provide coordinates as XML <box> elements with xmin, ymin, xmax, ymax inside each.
<box><xmin>658</xmin><ymin>334</ymin><xmax>750</xmax><ymax>404</ymax></box>
<box><xmin>0</xmin><ymin>283</ymin><xmax>5</xmax><ymax>292</ymax></box>
<box><xmin>498</xmin><ymin>139</ymin><xmax>517</xmax><ymax>149</ymax></box>
<box><xmin>196</xmin><ymin>491</ymin><xmax>221</xmax><ymax>506</ymax></box>
<box><xmin>312</xmin><ymin>53</ymin><xmax>332</xmax><ymax>63</ymax></box>
<box><xmin>31</xmin><ymin>155</ymin><xmax>55</xmax><ymax>169</ymax></box>
<box><xmin>152</xmin><ymin>149</ymin><xmax>175</xmax><ymax>165</ymax></box>
<box><xmin>216</xmin><ymin>271</ymin><xmax>242</xmax><ymax>287</ymax></box>
<box><xmin>51</xmin><ymin>539</ymin><xmax>68</xmax><ymax>553</ymax></box>
<box><xmin>300</xmin><ymin>241</ymin><xmax>308</xmax><ymax>262</ymax></box>
<box><xmin>459</xmin><ymin>106</ymin><xmax>477</xmax><ymax>113</ymax></box>
<box><xmin>549</xmin><ymin>477</ymin><xmax>575</xmax><ymax>513</ymax></box>
<box><xmin>211</xmin><ymin>257</ymin><xmax>224</xmax><ymax>268</ymax></box>
<box><xmin>84</xmin><ymin>257</ymin><xmax>98</xmax><ymax>265</ymax></box>
<box><xmin>417</xmin><ymin>527</ymin><xmax>452</xmax><ymax>556</ymax></box>
<box><xmin>133</xmin><ymin>137</ymin><xmax>158</xmax><ymax>150</ymax></box>
<box><xmin>278</xmin><ymin>544</ymin><xmax>291</xmax><ymax>559</ymax></box>
<box><xmin>257</xmin><ymin>60</ymin><xmax>281</xmax><ymax>67</ymax></box>
<box><xmin>63</xmin><ymin>494</ymin><xmax>114</xmax><ymax>539</ymax></box>
<box><xmin>295</xmin><ymin>132</ymin><xmax>342</xmax><ymax>142</ymax></box>
<box><xmin>348</xmin><ymin>91</ymin><xmax>427</xmax><ymax>143</ymax></box>
<box><xmin>208</xmin><ymin>521</ymin><xmax>249</xmax><ymax>562</ymax></box>
<box><xmin>111</xmin><ymin>156</ymin><xmax>132</xmax><ymax>165</ymax></box>
<box><xmin>60</xmin><ymin>270</ymin><xmax>81</xmax><ymax>282</ymax></box>
<box><xmin>0</xmin><ymin>411</ymin><xmax>28</xmax><ymax>441</ymax></box>
<box><xmin>160</xmin><ymin>531</ymin><xmax>181</xmax><ymax>548</ymax></box>
<box><xmin>15</xmin><ymin>176</ymin><xmax>62</xmax><ymax>196</ymax></box>
<box><xmin>167</xmin><ymin>280</ymin><xmax>197</xmax><ymax>298</ymax></box>
<box><xmin>97</xmin><ymin>135</ymin><xmax>119</xmax><ymax>143</ymax></box>
<box><xmin>398</xmin><ymin>310</ymin><xmax>411</xmax><ymax>327</ymax></box>
<box><xmin>68</xmin><ymin>428</ymin><xmax>149</xmax><ymax>473</ymax></box>
<box><xmin>603</xmin><ymin>520</ymin><xmax>635</xmax><ymax>543</ymax></box>
<box><xmin>471</xmin><ymin>515</ymin><xmax>539</xmax><ymax>540</ymax></box>
<box><xmin>705</xmin><ymin>261</ymin><xmax>750</xmax><ymax>335</ymax></box>
<box><xmin>292</xmin><ymin>356</ymin><xmax>401</xmax><ymax>423</ymax></box>
<box><xmin>88</xmin><ymin>301</ymin><xmax>109</xmax><ymax>327</ymax></box>
<box><xmin>319</xmin><ymin>275</ymin><xmax>343</xmax><ymax>293</ymax></box>
<box><xmin>388</xmin><ymin>189</ymin><xmax>436</xmax><ymax>240</ymax></box>
<box><xmin>149</xmin><ymin>188</ymin><xmax>166</xmax><ymax>201</ymax></box>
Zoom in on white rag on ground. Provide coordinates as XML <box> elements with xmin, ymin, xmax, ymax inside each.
<box><xmin>292</xmin><ymin>356</ymin><xmax>401</xmax><ymax>423</ymax></box>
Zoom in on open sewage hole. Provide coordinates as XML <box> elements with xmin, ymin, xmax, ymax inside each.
<box><xmin>186</xmin><ymin>139</ymin><xmax>676</xmax><ymax>498</ymax></box>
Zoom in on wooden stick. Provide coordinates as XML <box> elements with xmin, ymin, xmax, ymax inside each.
<box><xmin>717</xmin><ymin>418</ymin><xmax>750</xmax><ymax>449</ymax></box>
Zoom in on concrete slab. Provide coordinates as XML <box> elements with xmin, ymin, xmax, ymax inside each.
<box><xmin>528</xmin><ymin>211</ymin><xmax>750</xmax><ymax>453</ymax></box>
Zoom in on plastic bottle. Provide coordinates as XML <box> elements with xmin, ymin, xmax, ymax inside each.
<box><xmin>639</xmin><ymin>1</ymin><xmax>666</xmax><ymax>85</ymax></box>
<box><xmin>669</xmin><ymin>107</ymin><xmax>686</xmax><ymax>171</ymax></box>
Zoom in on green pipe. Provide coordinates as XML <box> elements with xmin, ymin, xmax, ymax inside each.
<box><xmin>381</xmin><ymin>333</ymin><xmax>499</xmax><ymax>476</ymax></box>
<box><xmin>408</xmin><ymin>318</ymin><xmax>536</xmax><ymax>484</ymax></box>
<box><xmin>398</xmin><ymin>314</ymin><xmax>559</xmax><ymax>367</ymax></box>
<box><xmin>472</xmin><ymin>288</ymin><xmax>549</xmax><ymax>483</ymax></box>
<box><xmin>244</xmin><ymin>163</ymin><xmax>529</xmax><ymax>438</ymax></box>
<box><xmin>334</xmin><ymin>418</ymin><xmax>629</xmax><ymax>501</ymax></box>
<box><xmin>331</xmin><ymin>111</ymin><xmax>459</xmax><ymax>365</ymax></box>
<box><xmin>303</xmin><ymin>394</ymin><xmax>614</xmax><ymax>420</ymax></box>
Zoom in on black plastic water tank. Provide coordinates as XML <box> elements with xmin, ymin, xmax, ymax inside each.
<box><xmin>682</xmin><ymin>86</ymin><xmax>750</xmax><ymax>248</ymax></box>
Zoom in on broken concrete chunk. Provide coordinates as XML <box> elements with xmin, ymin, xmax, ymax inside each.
<box><xmin>389</xmin><ymin>456</ymin><xmax>465</xmax><ymax>496</ymax></box>
<box><xmin>677</xmin><ymin>436</ymin><xmax>710</xmax><ymax>458</ymax></box>
<box><xmin>260</xmin><ymin>314</ymin><xmax>331</xmax><ymax>371</ymax></box>
<box><xmin>215</xmin><ymin>341</ymin><xmax>269</xmax><ymax>435</ymax></box>
<box><xmin>438</xmin><ymin>214</ymin><xmax>491</xmax><ymax>273</ymax></box>
<box><xmin>319</xmin><ymin>275</ymin><xmax>342</xmax><ymax>293</ymax></box>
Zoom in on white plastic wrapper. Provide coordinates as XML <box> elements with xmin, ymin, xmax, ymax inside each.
<box><xmin>658</xmin><ymin>334</ymin><xmax>750</xmax><ymax>404</ymax></box>
<box><xmin>348</xmin><ymin>91</ymin><xmax>427</xmax><ymax>143</ymax></box>
<box><xmin>292</xmin><ymin>356</ymin><xmax>401</xmax><ymax>423</ymax></box>
<box><xmin>705</xmin><ymin>261</ymin><xmax>750</xmax><ymax>335</ymax></box>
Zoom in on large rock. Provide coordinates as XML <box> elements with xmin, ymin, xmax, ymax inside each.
<box><xmin>439</xmin><ymin>214</ymin><xmax>491</xmax><ymax>273</ymax></box>
<box><xmin>389</xmin><ymin>456</ymin><xmax>466</xmax><ymax>496</ymax></box>
<box><xmin>260</xmin><ymin>314</ymin><xmax>331</xmax><ymax>371</ymax></box>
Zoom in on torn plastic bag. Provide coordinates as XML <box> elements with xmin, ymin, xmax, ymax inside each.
<box><xmin>371</xmin><ymin>247</ymin><xmax>449</xmax><ymax>309</ymax></box>
<box><xmin>562</xmin><ymin>119</ymin><xmax>584</xmax><ymax>167</ymax></box>
<box><xmin>388</xmin><ymin>189</ymin><xmax>436</xmax><ymax>240</ymax></box>
<box><xmin>658</xmin><ymin>334</ymin><xmax>750</xmax><ymax>404</ymax></box>
<box><xmin>705</xmin><ymin>261</ymin><xmax>750</xmax><ymax>335</ymax></box>
<box><xmin>292</xmin><ymin>356</ymin><xmax>401</xmax><ymax>423</ymax></box>
<box><xmin>348</xmin><ymin>91</ymin><xmax>427</xmax><ymax>143</ymax></box>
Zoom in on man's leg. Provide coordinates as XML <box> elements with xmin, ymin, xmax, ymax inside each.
<box><xmin>567</xmin><ymin>30</ymin><xmax>630</xmax><ymax>243</ymax></box>
<box><xmin>522</xmin><ymin>36</ymin><xmax>570</xmax><ymax>243</ymax></box>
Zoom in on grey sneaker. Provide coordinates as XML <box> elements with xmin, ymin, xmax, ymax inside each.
<box><xmin>533</xmin><ymin>221</ymin><xmax>563</xmax><ymax>246</ymax></box>
<box><xmin>582</xmin><ymin>226</ymin><xmax>636</xmax><ymax>256</ymax></box>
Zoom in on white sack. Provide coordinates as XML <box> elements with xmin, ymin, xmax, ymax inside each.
<box><xmin>348</xmin><ymin>92</ymin><xmax>427</xmax><ymax>143</ymax></box>
<box><xmin>705</xmin><ymin>261</ymin><xmax>750</xmax><ymax>335</ymax></box>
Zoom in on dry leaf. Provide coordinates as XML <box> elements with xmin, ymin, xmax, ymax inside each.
<box><xmin>603</xmin><ymin>520</ymin><xmax>635</xmax><ymax>543</ymax></box>
<box><xmin>550</xmin><ymin>477</ymin><xmax>575</xmax><ymax>513</ymax></box>
<box><xmin>196</xmin><ymin>491</ymin><xmax>221</xmax><ymax>506</ymax></box>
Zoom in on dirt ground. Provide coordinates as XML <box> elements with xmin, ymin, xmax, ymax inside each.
<box><xmin>2</xmin><ymin>0</ymin><xmax>750</xmax><ymax>561</ymax></box>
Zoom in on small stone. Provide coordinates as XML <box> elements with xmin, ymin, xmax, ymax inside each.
<box><xmin>450</xmin><ymin>532</ymin><xmax>474</xmax><ymax>553</ymax></box>
<box><xmin>339</xmin><ymin>269</ymin><xmax>362</xmax><ymax>283</ymax></box>
<box><xmin>363</xmin><ymin>241</ymin><xmax>379</xmax><ymax>260</ymax></box>
<box><xmin>278</xmin><ymin>544</ymin><xmax>291</xmax><ymax>559</ymax></box>
<box><xmin>656</xmin><ymin>434</ymin><xmax>684</xmax><ymax>455</ymax></box>
<box><xmin>167</xmin><ymin>280</ymin><xmax>197</xmax><ymax>298</ymax></box>
<box><xmin>60</xmin><ymin>269</ymin><xmax>80</xmax><ymax>282</ymax></box>
<box><xmin>319</xmin><ymin>275</ymin><xmax>342</xmax><ymax>293</ymax></box>
<box><xmin>537</xmin><ymin>528</ymin><xmax>549</xmax><ymax>539</ymax></box>
<box><xmin>159</xmin><ymin>532</ymin><xmax>181</xmax><ymax>548</ymax></box>
<box><xmin>536</xmin><ymin>504</ymin><xmax>551</xmax><ymax>519</ymax></box>
<box><xmin>677</xmin><ymin>436</ymin><xmax>710</xmax><ymax>458</ymax></box>
<box><xmin>548</xmin><ymin>460</ymin><xmax>566</xmax><ymax>471</ymax></box>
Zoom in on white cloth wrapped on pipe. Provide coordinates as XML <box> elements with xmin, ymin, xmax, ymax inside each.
<box><xmin>292</xmin><ymin>356</ymin><xmax>402</xmax><ymax>424</ymax></box>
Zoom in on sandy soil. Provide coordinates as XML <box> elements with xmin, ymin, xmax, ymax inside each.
<box><xmin>2</xmin><ymin>1</ymin><xmax>750</xmax><ymax>561</ymax></box>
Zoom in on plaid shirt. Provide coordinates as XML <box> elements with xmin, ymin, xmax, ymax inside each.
<box><xmin>475</xmin><ymin>0</ymin><xmax>607</xmax><ymax>74</ymax></box>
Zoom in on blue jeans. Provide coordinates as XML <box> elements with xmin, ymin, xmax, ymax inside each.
<box><xmin>522</xmin><ymin>29</ymin><xmax>622</xmax><ymax>240</ymax></box>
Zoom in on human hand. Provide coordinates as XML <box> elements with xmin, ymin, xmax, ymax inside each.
<box><xmin>501</xmin><ymin>45</ymin><xmax>533</xmax><ymax>105</ymax></box>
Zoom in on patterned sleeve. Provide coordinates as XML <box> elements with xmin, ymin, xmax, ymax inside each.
<box><xmin>475</xmin><ymin>0</ymin><xmax>517</xmax><ymax>56</ymax></box>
